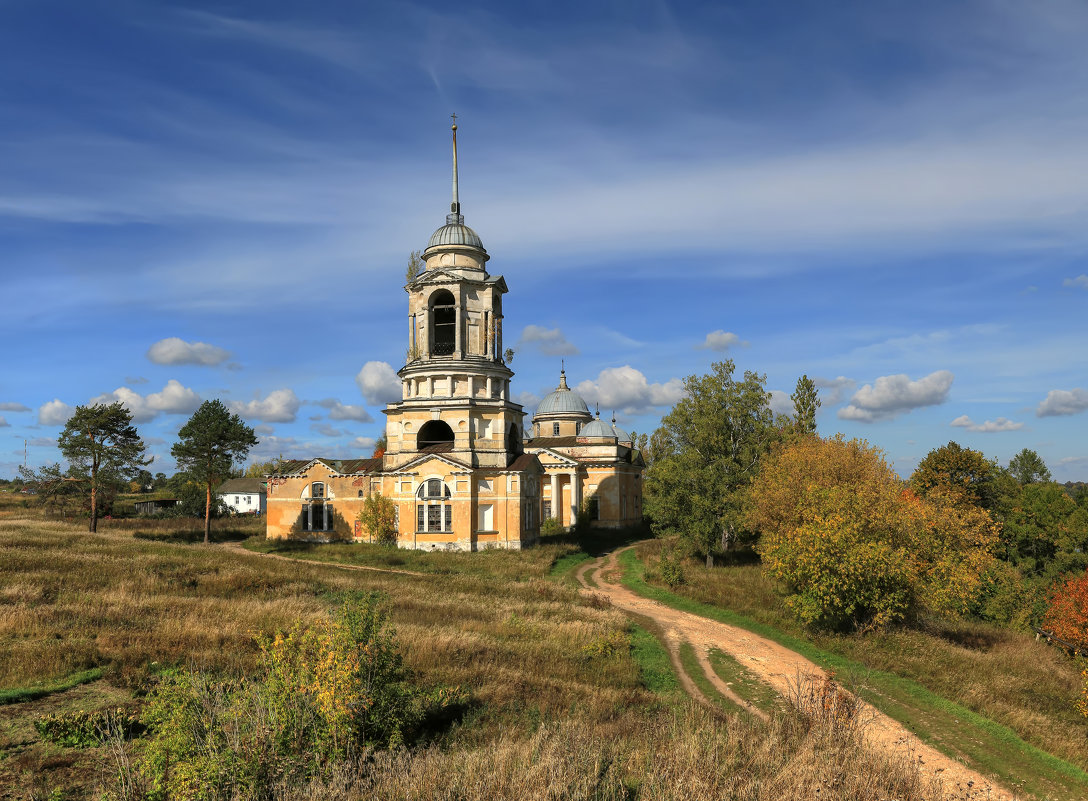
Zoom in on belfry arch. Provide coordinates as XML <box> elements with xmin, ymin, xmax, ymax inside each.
<box><xmin>429</xmin><ymin>289</ymin><xmax>456</xmax><ymax>356</ymax></box>
<box><xmin>417</xmin><ymin>419</ymin><xmax>455</xmax><ymax>450</ymax></box>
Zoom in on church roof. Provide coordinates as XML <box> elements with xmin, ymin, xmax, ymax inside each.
<box><xmin>579</xmin><ymin>418</ymin><xmax>616</xmax><ymax>439</ymax></box>
<box><xmin>273</xmin><ymin>457</ymin><xmax>382</xmax><ymax>476</ymax></box>
<box><xmin>535</xmin><ymin>368</ymin><xmax>590</xmax><ymax>417</ymax></box>
<box><xmin>426</xmin><ymin>222</ymin><xmax>485</xmax><ymax>251</ymax></box>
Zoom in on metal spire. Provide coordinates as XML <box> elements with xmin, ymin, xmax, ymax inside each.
<box><xmin>447</xmin><ymin>114</ymin><xmax>463</xmax><ymax>225</ymax></box>
<box><xmin>558</xmin><ymin>360</ymin><xmax>568</xmax><ymax>390</ymax></box>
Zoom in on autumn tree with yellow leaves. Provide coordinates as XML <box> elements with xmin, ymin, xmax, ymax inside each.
<box><xmin>749</xmin><ymin>435</ymin><xmax>998</xmax><ymax>631</ymax></box>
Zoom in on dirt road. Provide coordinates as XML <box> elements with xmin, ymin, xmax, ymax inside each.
<box><xmin>576</xmin><ymin>546</ymin><xmax>1014</xmax><ymax>801</ymax></box>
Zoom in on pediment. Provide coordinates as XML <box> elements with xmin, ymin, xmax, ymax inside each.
<box><xmin>529</xmin><ymin>447</ymin><xmax>580</xmax><ymax>466</ymax></box>
<box><xmin>396</xmin><ymin>451</ymin><xmax>472</xmax><ymax>473</ymax></box>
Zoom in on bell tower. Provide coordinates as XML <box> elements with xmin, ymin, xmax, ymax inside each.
<box><xmin>382</xmin><ymin>121</ymin><xmax>525</xmax><ymax>471</ymax></box>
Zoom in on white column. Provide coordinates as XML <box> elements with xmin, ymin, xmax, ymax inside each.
<box><xmin>447</xmin><ymin>374</ymin><xmax>454</xmax><ymax>397</ymax></box>
<box><xmin>468</xmin><ymin>375</ymin><xmax>475</xmax><ymax>398</ymax></box>
<box><xmin>550</xmin><ymin>473</ymin><xmax>559</xmax><ymax>520</ymax></box>
<box><xmin>455</xmin><ymin>303</ymin><xmax>462</xmax><ymax>357</ymax></box>
<box><xmin>427</xmin><ymin>376</ymin><xmax>434</xmax><ymax>397</ymax></box>
<box><xmin>569</xmin><ymin>470</ymin><xmax>579</xmax><ymax>524</ymax></box>
<box><xmin>486</xmin><ymin>376</ymin><xmax>493</xmax><ymax>398</ymax></box>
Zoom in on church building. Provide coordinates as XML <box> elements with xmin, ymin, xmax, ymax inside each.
<box><xmin>265</xmin><ymin>125</ymin><xmax>643</xmax><ymax>549</ymax></box>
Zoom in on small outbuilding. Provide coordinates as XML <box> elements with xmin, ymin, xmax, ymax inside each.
<box><xmin>217</xmin><ymin>478</ymin><xmax>267</xmax><ymax>515</ymax></box>
<box><xmin>133</xmin><ymin>498</ymin><xmax>179</xmax><ymax>516</ymax></box>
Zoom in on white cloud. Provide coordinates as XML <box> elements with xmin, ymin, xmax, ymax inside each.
<box><xmin>1036</xmin><ymin>387</ymin><xmax>1088</xmax><ymax>417</ymax></box>
<box><xmin>768</xmin><ymin>390</ymin><xmax>794</xmax><ymax>416</ymax></box>
<box><xmin>229</xmin><ymin>389</ymin><xmax>300</xmax><ymax>423</ymax></box>
<box><xmin>950</xmin><ymin>415</ymin><xmax>1023</xmax><ymax>433</ymax></box>
<box><xmin>813</xmin><ymin>376</ymin><xmax>857</xmax><ymax>406</ymax></box>
<box><xmin>355</xmin><ymin>361</ymin><xmax>401</xmax><ymax>405</ymax></box>
<box><xmin>315</xmin><ymin>398</ymin><xmax>373</xmax><ymax>422</ymax></box>
<box><xmin>27</xmin><ymin>437</ymin><xmax>56</xmax><ymax>448</ymax></box>
<box><xmin>838</xmin><ymin>370</ymin><xmax>954</xmax><ymax>422</ymax></box>
<box><xmin>0</xmin><ymin>403</ymin><xmax>31</xmax><ymax>412</ymax></box>
<box><xmin>0</xmin><ymin>417</ymin><xmax>8</xmax><ymax>428</ymax></box>
<box><xmin>124</xmin><ymin>376</ymin><xmax>149</xmax><ymax>385</ymax></box>
<box><xmin>146</xmin><ymin>337</ymin><xmax>230</xmax><ymax>366</ymax></box>
<box><xmin>1062</xmin><ymin>274</ymin><xmax>1088</xmax><ymax>289</ymax></box>
<box><xmin>697</xmin><ymin>330</ymin><xmax>747</xmax><ymax>351</ymax></box>
<box><xmin>351</xmin><ymin>437</ymin><xmax>377</xmax><ymax>451</ymax></box>
<box><xmin>253</xmin><ymin>424</ymin><xmax>275</xmax><ymax>435</ymax></box>
<box><xmin>518</xmin><ymin>325</ymin><xmax>579</xmax><ymax>356</ymax></box>
<box><xmin>311</xmin><ymin>423</ymin><xmax>349</xmax><ymax>438</ymax></box>
<box><xmin>514</xmin><ymin>390</ymin><xmax>542</xmax><ymax>410</ymax></box>
<box><xmin>575</xmin><ymin>366</ymin><xmax>685</xmax><ymax>415</ymax></box>
<box><xmin>38</xmin><ymin>399</ymin><xmax>74</xmax><ymax>426</ymax></box>
<box><xmin>90</xmin><ymin>380</ymin><xmax>202</xmax><ymax>422</ymax></box>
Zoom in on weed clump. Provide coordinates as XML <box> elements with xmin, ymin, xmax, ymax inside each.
<box><xmin>107</xmin><ymin>593</ymin><xmax>467</xmax><ymax>800</ymax></box>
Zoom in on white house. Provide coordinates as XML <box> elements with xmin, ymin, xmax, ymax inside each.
<box><xmin>216</xmin><ymin>478</ymin><xmax>266</xmax><ymax>515</ymax></box>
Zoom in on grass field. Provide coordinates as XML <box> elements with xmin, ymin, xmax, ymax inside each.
<box><xmin>0</xmin><ymin>513</ymin><xmax>958</xmax><ymax>800</ymax></box>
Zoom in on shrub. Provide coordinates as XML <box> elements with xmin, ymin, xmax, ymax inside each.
<box><xmin>750</xmin><ymin>436</ymin><xmax>997</xmax><ymax>631</ymax></box>
<box><xmin>540</xmin><ymin>517</ymin><xmax>566</xmax><ymax>537</ymax></box>
<box><xmin>35</xmin><ymin>707</ymin><xmax>133</xmax><ymax>748</ymax></box>
<box><xmin>357</xmin><ymin>493</ymin><xmax>397</xmax><ymax>545</ymax></box>
<box><xmin>658</xmin><ymin>549</ymin><xmax>686</xmax><ymax>588</ymax></box>
<box><xmin>1043</xmin><ymin>568</ymin><xmax>1088</xmax><ymax>653</ymax></box>
<box><xmin>128</xmin><ymin>594</ymin><xmax>466</xmax><ymax>799</ymax></box>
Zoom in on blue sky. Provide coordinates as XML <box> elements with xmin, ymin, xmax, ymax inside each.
<box><xmin>2</xmin><ymin>0</ymin><xmax>1087</xmax><ymax>481</ymax></box>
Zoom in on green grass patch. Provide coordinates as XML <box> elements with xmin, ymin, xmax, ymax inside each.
<box><xmin>676</xmin><ymin>641</ymin><xmax>744</xmax><ymax>714</ymax></box>
<box><xmin>618</xmin><ymin>547</ymin><xmax>1088</xmax><ymax>801</ymax></box>
<box><xmin>628</xmin><ymin>622</ymin><xmax>681</xmax><ymax>699</ymax></box>
<box><xmin>707</xmin><ymin>649</ymin><xmax>780</xmax><ymax>714</ymax></box>
<box><xmin>549</xmin><ymin>550</ymin><xmax>593</xmax><ymax>580</ymax></box>
<box><xmin>0</xmin><ymin>667</ymin><xmax>103</xmax><ymax>706</ymax></box>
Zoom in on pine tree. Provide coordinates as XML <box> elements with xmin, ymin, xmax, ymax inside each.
<box><xmin>57</xmin><ymin>402</ymin><xmax>149</xmax><ymax>532</ymax></box>
<box><xmin>172</xmin><ymin>400</ymin><xmax>258</xmax><ymax>544</ymax></box>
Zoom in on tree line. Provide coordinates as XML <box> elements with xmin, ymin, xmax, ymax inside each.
<box><xmin>20</xmin><ymin>399</ymin><xmax>257</xmax><ymax>544</ymax></box>
<box><xmin>642</xmin><ymin>360</ymin><xmax>1088</xmax><ymax>638</ymax></box>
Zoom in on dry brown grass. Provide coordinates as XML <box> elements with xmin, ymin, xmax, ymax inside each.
<box><xmin>0</xmin><ymin>516</ymin><xmax>961</xmax><ymax>799</ymax></box>
<box><xmin>282</xmin><ymin>703</ymin><xmax>945</xmax><ymax>801</ymax></box>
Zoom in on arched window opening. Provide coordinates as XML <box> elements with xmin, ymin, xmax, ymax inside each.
<box><xmin>303</xmin><ymin>482</ymin><xmax>333</xmax><ymax>531</ymax></box>
<box><xmin>507</xmin><ymin>423</ymin><xmax>521</xmax><ymax>455</ymax></box>
<box><xmin>415</xmin><ymin>478</ymin><xmax>453</xmax><ymax>532</ymax></box>
<box><xmin>430</xmin><ymin>289</ymin><xmax>456</xmax><ymax>356</ymax></box>
<box><xmin>418</xmin><ymin>420</ymin><xmax>455</xmax><ymax>451</ymax></box>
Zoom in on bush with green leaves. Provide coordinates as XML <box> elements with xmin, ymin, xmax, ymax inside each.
<box><xmin>126</xmin><ymin>594</ymin><xmax>467</xmax><ymax>800</ymax></box>
<box><xmin>35</xmin><ymin>707</ymin><xmax>132</xmax><ymax>748</ymax></box>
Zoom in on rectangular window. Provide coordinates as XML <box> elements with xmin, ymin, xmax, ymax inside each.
<box><xmin>427</xmin><ymin>504</ymin><xmax>442</xmax><ymax>532</ymax></box>
<box><xmin>444</xmin><ymin>505</ymin><xmax>452</xmax><ymax>532</ymax></box>
<box><xmin>478</xmin><ymin>503</ymin><xmax>493</xmax><ymax>531</ymax></box>
<box><xmin>542</xmin><ymin>500</ymin><xmax>551</xmax><ymax>520</ymax></box>
<box><xmin>417</xmin><ymin>504</ymin><xmax>424</xmax><ymax>532</ymax></box>
<box><xmin>234</xmin><ymin>496</ymin><xmax>239</xmax><ymax>504</ymax></box>
<box><xmin>553</xmin><ymin>422</ymin><xmax>560</xmax><ymax>436</ymax></box>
